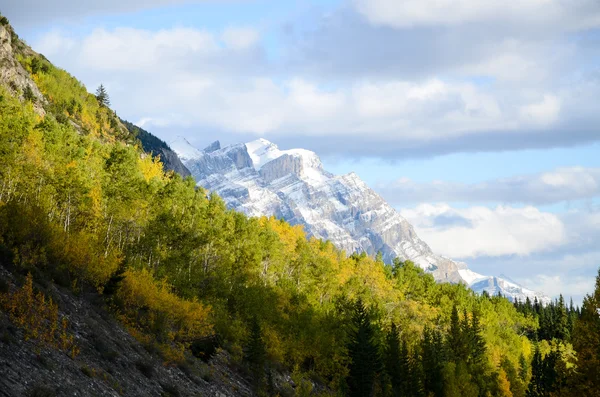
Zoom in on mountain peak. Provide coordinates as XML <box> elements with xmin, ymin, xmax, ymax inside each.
<box><xmin>245</xmin><ymin>138</ymin><xmax>322</xmax><ymax>172</ymax></box>
<box><xmin>169</xmin><ymin>136</ymin><xmax>203</xmax><ymax>161</ymax></box>
<box><xmin>203</xmin><ymin>140</ymin><xmax>221</xmax><ymax>153</ymax></box>
<box><xmin>174</xmin><ymin>137</ymin><xmax>549</xmax><ymax>303</ymax></box>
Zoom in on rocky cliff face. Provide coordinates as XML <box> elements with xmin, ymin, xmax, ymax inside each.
<box><xmin>0</xmin><ymin>23</ymin><xmax>46</xmax><ymax>117</ymax></box>
<box><xmin>172</xmin><ymin>137</ymin><xmax>550</xmax><ymax>302</ymax></box>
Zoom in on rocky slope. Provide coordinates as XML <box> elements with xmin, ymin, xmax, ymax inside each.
<box><xmin>0</xmin><ymin>21</ymin><xmax>46</xmax><ymax>117</ymax></box>
<box><xmin>0</xmin><ymin>265</ymin><xmax>256</xmax><ymax>397</ymax></box>
<box><xmin>172</xmin><ymin>137</ymin><xmax>549</xmax><ymax>303</ymax></box>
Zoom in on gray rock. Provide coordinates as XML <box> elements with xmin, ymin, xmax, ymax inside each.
<box><xmin>0</xmin><ymin>24</ymin><xmax>46</xmax><ymax>117</ymax></box>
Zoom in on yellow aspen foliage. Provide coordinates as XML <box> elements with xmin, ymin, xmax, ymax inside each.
<box><xmin>51</xmin><ymin>230</ymin><xmax>121</xmax><ymax>291</ymax></box>
<box><xmin>116</xmin><ymin>268</ymin><xmax>213</xmax><ymax>347</ymax></box>
<box><xmin>22</xmin><ymin>129</ymin><xmax>45</xmax><ymax>169</ymax></box>
<box><xmin>261</xmin><ymin>216</ymin><xmax>305</xmax><ymax>260</ymax></box>
<box><xmin>138</xmin><ymin>154</ymin><xmax>164</xmax><ymax>182</ymax></box>
<box><xmin>0</xmin><ymin>273</ymin><xmax>78</xmax><ymax>356</ymax></box>
<box><xmin>497</xmin><ymin>369</ymin><xmax>514</xmax><ymax>397</ymax></box>
<box><xmin>86</xmin><ymin>185</ymin><xmax>104</xmax><ymax>227</ymax></box>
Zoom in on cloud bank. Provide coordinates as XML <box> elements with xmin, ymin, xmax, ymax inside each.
<box><xmin>22</xmin><ymin>0</ymin><xmax>599</xmax><ymax>158</ymax></box>
<box><xmin>379</xmin><ymin>167</ymin><xmax>600</xmax><ymax>205</ymax></box>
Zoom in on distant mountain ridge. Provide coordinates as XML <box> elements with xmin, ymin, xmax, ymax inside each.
<box><xmin>171</xmin><ymin>137</ymin><xmax>550</xmax><ymax>304</ymax></box>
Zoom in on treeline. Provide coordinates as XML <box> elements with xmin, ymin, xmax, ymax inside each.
<box><xmin>513</xmin><ymin>296</ymin><xmax>580</xmax><ymax>342</ymax></box>
<box><xmin>0</xmin><ymin>14</ymin><xmax>599</xmax><ymax>396</ymax></box>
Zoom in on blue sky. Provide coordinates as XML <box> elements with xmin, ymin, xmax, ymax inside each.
<box><xmin>4</xmin><ymin>0</ymin><xmax>600</xmax><ymax>304</ymax></box>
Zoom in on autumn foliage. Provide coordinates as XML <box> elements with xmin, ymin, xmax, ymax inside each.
<box><xmin>0</xmin><ymin>273</ymin><xmax>78</xmax><ymax>357</ymax></box>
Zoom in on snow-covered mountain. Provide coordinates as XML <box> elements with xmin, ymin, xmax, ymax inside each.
<box><xmin>172</xmin><ymin>137</ymin><xmax>549</xmax><ymax>303</ymax></box>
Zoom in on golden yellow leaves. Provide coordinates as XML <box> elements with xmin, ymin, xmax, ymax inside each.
<box><xmin>116</xmin><ymin>268</ymin><xmax>213</xmax><ymax>348</ymax></box>
<box><xmin>0</xmin><ymin>273</ymin><xmax>78</xmax><ymax>357</ymax></box>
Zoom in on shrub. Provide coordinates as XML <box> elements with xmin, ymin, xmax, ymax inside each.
<box><xmin>23</xmin><ymin>85</ymin><xmax>36</xmax><ymax>103</ymax></box>
<box><xmin>115</xmin><ymin>269</ymin><xmax>213</xmax><ymax>347</ymax></box>
<box><xmin>190</xmin><ymin>335</ymin><xmax>221</xmax><ymax>362</ymax></box>
<box><xmin>81</xmin><ymin>365</ymin><xmax>96</xmax><ymax>378</ymax></box>
<box><xmin>0</xmin><ymin>273</ymin><xmax>78</xmax><ymax>356</ymax></box>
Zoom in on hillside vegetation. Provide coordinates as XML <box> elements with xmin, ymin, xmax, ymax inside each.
<box><xmin>0</xmin><ymin>14</ymin><xmax>599</xmax><ymax>397</ymax></box>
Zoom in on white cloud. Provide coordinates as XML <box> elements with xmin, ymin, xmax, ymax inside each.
<box><xmin>2</xmin><ymin>0</ymin><xmax>223</xmax><ymax>27</ymax></box>
<box><xmin>380</xmin><ymin>167</ymin><xmax>600</xmax><ymax>205</ymax></box>
<box><xmin>400</xmin><ymin>204</ymin><xmax>567</xmax><ymax>258</ymax></box>
<box><xmin>353</xmin><ymin>0</ymin><xmax>600</xmax><ymax>30</ymax></box>
<box><xmin>30</xmin><ymin>7</ymin><xmax>600</xmax><ymax>158</ymax></box>
<box><xmin>519</xmin><ymin>95</ymin><xmax>561</xmax><ymax>126</ymax></box>
<box><xmin>521</xmin><ymin>273</ymin><xmax>596</xmax><ymax>302</ymax></box>
<box><xmin>221</xmin><ymin>27</ymin><xmax>260</xmax><ymax>50</ymax></box>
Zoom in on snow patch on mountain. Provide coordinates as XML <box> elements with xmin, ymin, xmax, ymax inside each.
<box><xmin>169</xmin><ymin>136</ymin><xmax>203</xmax><ymax>162</ymax></box>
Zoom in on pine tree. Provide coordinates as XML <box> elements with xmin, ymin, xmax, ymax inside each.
<box><xmin>245</xmin><ymin>316</ymin><xmax>266</xmax><ymax>392</ymax></box>
<box><xmin>385</xmin><ymin>323</ymin><xmax>403</xmax><ymax>396</ymax></box>
<box><xmin>347</xmin><ymin>300</ymin><xmax>382</xmax><ymax>397</ymax></box>
<box><xmin>555</xmin><ymin>294</ymin><xmax>569</xmax><ymax>340</ymax></box>
<box><xmin>571</xmin><ymin>267</ymin><xmax>600</xmax><ymax>394</ymax></box>
<box><xmin>524</xmin><ymin>297</ymin><xmax>532</xmax><ymax>315</ymax></box>
<box><xmin>541</xmin><ymin>349</ymin><xmax>559</xmax><ymax>394</ymax></box>
<box><xmin>526</xmin><ymin>345</ymin><xmax>543</xmax><ymax>397</ymax></box>
<box><xmin>422</xmin><ymin>326</ymin><xmax>445</xmax><ymax>397</ymax></box>
<box><xmin>95</xmin><ymin>84</ymin><xmax>110</xmax><ymax>107</ymax></box>
<box><xmin>398</xmin><ymin>340</ymin><xmax>411</xmax><ymax>396</ymax></box>
<box><xmin>448</xmin><ymin>306</ymin><xmax>467</xmax><ymax>362</ymax></box>
<box><xmin>518</xmin><ymin>353</ymin><xmax>528</xmax><ymax>382</ymax></box>
<box><xmin>408</xmin><ymin>349</ymin><xmax>425</xmax><ymax>397</ymax></box>
<box><xmin>468</xmin><ymin>310</ymin><xmax>486</xmax><ymax>365</ymax></box>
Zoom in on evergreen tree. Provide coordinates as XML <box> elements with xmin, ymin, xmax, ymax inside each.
<box><xmin>398</xmin><ymin>340</ymin><xmax>411</xmax><ymax>396</ymax></box>
<box><xmin>95</xmin><ymin>84</ymin><xmax>110</xmax><ymax>107</ymax></box>
<box><xmin>555</xmin><ymin>294</ymin><xmax>569</xmax><ymax>340</ymax></box>
<box><xmin>533</xmin><ymin>297</ymin><xmax>540</xmax><ymax>314</ymax></box>
<box><xmin>524</xmin><ymin>297</ymin><xmax>532</xmax><ymax>315</ymax></box>
<box><xmin>571</xmin><ymin>267</ymin><xmax>600</xmax><ymax>394</ymax></box>
<box><xmin>408</xmin><ymin>349</ymin><xmax>425</xmax><ymax>397</ymax></box>
<box><xmin>526</xmin><ymin>345</ymin><xmax>543</xmax><ymax>397</ymax></box>
<box><xmin>346</xmin><ymin>300</ymin><xmax>382</xmax><ymax>397</ymax></box>
<box><xmin>385</xmin><ymin>323</ymin><xmax>403</xmax><ymax>396</ymax></box>
<box><xmin>541</xmin><ymin>349</ymin><xmax>559</xmax><ymax>394</ymax></box>
<box><xmin>468</xmin><ymin>310</ymin><xmax>486</xmax><ymax>365</ymax></box>
<box><xmin>518</xmin><ymin>353</ymin><xmax>528</xmax><ymax>382</ymax></box>
<box><xmin>245</xmin><ymin>316</ymin><xmax>266</xmax><ymax>392</ymax></box>
<box><xmin>448</xmin><ymin>306</ymin><xmax>467</xmax><ymax>362</ymax></box>
<box><xmin>422</xmin><ymin>326</ymin><xmax>445</xmax><ymax>397</ymax></box>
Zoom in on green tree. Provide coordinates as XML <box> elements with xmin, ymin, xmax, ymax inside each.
<box><xmin>95</xmin><ymin>84</ymin><xmax>110</xmax><ymax>107</ymax></box>
<box><xmin>526</xmin><ymin>345</ymin><xmax>543</xmax><ymax>397</ymax></box>
<box><xmin>571</xmin><ymin>267</ymin><xmax>600</xmax><ymax>394</ymax></box>
<box><xmin>518</xmin><ymin>353</ymin><xmax>528</xmax><ymax>382</ymax></box>
<box><xmin>422</xmin><ymin>326</ymin><xmax>445</xmax><ymax>397</ymax></box>
<box><xmin>448</xmin><ymin>306</ymin><xmax>467</xmax><ymax>362</ymax></box>
<box><xmin>245</xmin><ymin>316</ymin><xmax>266</xmax><ymax>392</ymax></box>
<box><xmin>23</xmin><ymin>85</ymin><xmax>36</xmax><ymax>103</ymax></box>
<box><xmin>385</xmin><ymin>323</ymin><xmax>403</xmax><ymax>396</ymax></box>
<box><xmin>468</xmin><ymin>310</ymin><xmax>486</xmax><ymax>365</ymax></box>
<box><xmin>346</xmin><ymin>300</ymin><xmax>382</xmax><ymax>397</ymax></box>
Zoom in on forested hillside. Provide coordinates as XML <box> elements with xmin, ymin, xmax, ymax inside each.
<box><xmin>0</xmin><ymin>13</ymin><xmax>599</xmax><ymax>397</ymax></box>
